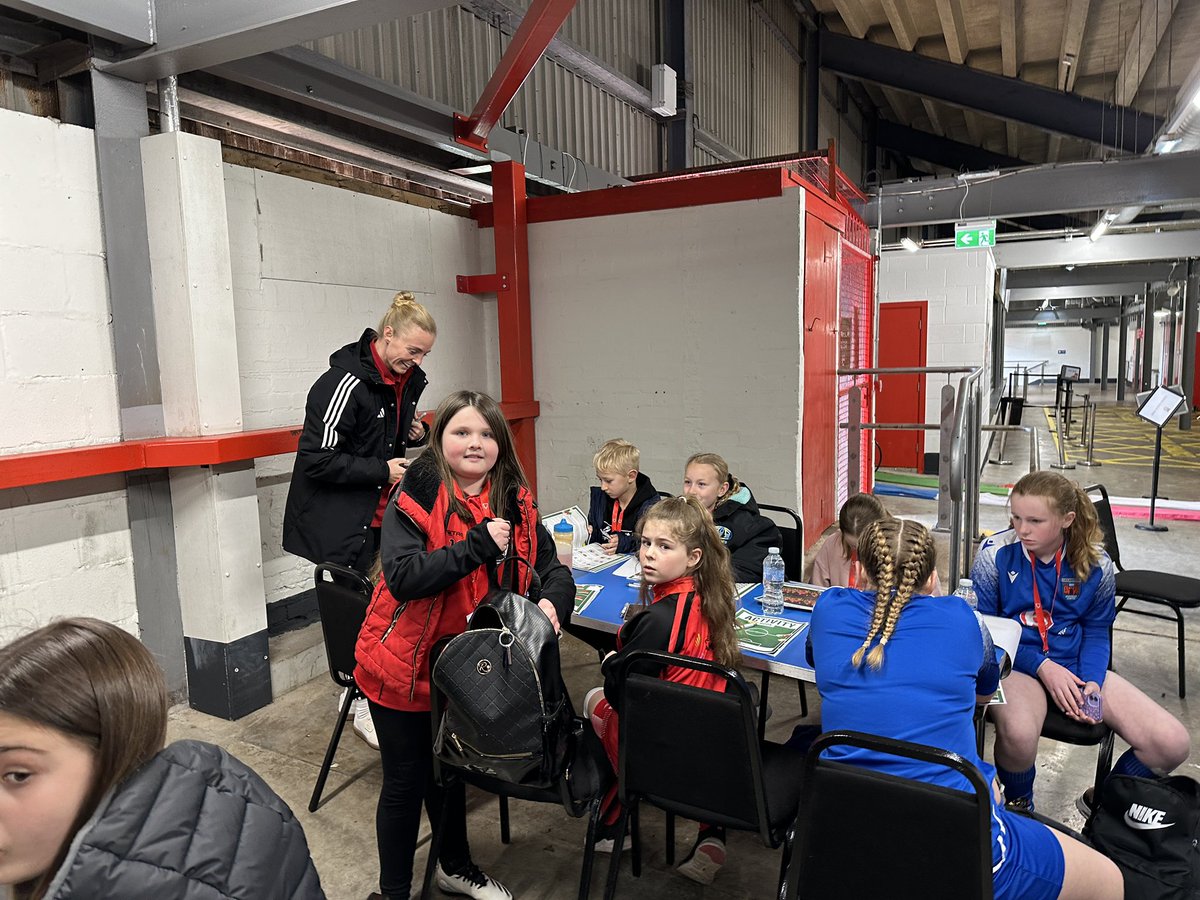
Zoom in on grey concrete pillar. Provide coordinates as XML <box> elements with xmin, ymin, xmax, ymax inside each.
<box><xmin>90</xmin><ymin>70</ymin><xmax>186</xmax><ymax>698</ymax></box>
<box><xmin>1142</xmin><ymin>287</ymin><xmax>1156</xmax><ymax>390</ymax></box>
<box><xmin>142</xmin><ymin>130</ymin><xmax>271</xmax><ymax>719</ymax></box>
<box><xmin>1117</xmin><ymin>297</ymin><xmax>1129</xmax><ymax>401</ymax></box>
<box><xmin>1182</xmin><ymin>259</ymin><xmax>1199</xmax><ymax>432</ymax></box>
<box><xmin>1101</xmin><ymin>323</ymin><xmax>1111</xmax><ymax>392</ymax></box>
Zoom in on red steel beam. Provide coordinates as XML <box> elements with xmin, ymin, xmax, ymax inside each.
<box><xmin>472</xmin><ymin>168</ymin><xmax>795</xmax><ymax>228</ymax></box>
<box><xmin>490</xmin><ymin>160</ymin><xmax>539</xmax><ymax>492</ymax></box>
<box><xmin>453</xmin><ymin>0</ymin><xmax>578</xmax><ymax>151</ymax></box>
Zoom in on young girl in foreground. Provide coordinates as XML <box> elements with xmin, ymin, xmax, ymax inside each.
<box><xmin>808</xmin><ymin>518</ymin><xmax>1122</xmax><ymax>899</ymax></box>
<box><xmin>586</xmin><ymin>495</ymin><xmax>740</xmax><ymax>885</ymax></box>
<box><xmin>972</xmin><ymin>471</ymin><xmax>1189</xmax><ymax>812</ymax></box>
<box><xmin>0</xmin><ymin>618</ymin><xmax>323</xmax><ymax>900</ymax></box>
<box><xmin>354</xmin><ymin>390</ymin><xmax>575</xmax><ymax>900</ymax></box>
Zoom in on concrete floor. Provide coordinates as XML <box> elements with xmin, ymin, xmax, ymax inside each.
<box><xmin>167</xmin><ymin>390</ymin><xmax>1200</xmax><ymax>899</ymax></box>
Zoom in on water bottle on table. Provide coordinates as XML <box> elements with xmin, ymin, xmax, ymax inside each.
<box><xmin>953</xmin><ymin>578</ymin><xmax>977</xmax><ymax>609</ymax></box>
<box><xmin>761</xmin><ymin>547</ymin><xmax>785</xmax><ymax>616</ymax></box>
<box><xmin>553</xmin><ymin>518</ymin><xmax>574</xmax><ymax>567</ymax></box>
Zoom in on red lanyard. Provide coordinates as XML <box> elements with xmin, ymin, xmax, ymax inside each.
<box><xmin>1030</xmin><ymin>546</ymin><xmax>1062</xmax><ymax>653</ymax></box>
<box><xmin>611</xmin><ymin>500</ymin><xmax>625</xmax><ymax>534</ymax></box>
<box><xmin>847</xmin><ymin>549</ymin><xmax>858</xmax><ymax>589</ymax></box>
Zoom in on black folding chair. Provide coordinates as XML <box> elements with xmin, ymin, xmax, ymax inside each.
<box><xmin>423</xmin><ymin>636</ymin><xmax>609</xmax><ymax>900</ymax></box>
<box><xmin>308</xmin><ymin>563</ymin><xmax>372</xmax><ymax>812</ymax></box>
<box><xmin>1086</xmin><ymin>483</ymin><xmax>1200</xmax><ymax>698</ymax></box>
<box><xmin>603</xmin><ymin>650</ymin><xmax>804</xmax><ymax>900</ymax></box>
<box><xmin>756</xmin><ymin>503</ymin><xmax>810</xmax><ymax>718</ymax></box>
<box><xmin>786</xmin><ymin>731</ymin><xmax>994</xmax><ymax>900</ymax></box>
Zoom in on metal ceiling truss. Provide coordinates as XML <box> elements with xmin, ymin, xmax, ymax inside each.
<box><xmin>820</xmin><ymin>31</ymin><xmax>1163</xmax><ymax>153</ymax></box>
<box><xmin>5</xmin><ymin>0</ymin><xmax>153</xmax><ymax>47</ymax></box>
<box><xmin>863</xmin><ymin>150</ymin><xmax>1200</xmax><ymax>227</ymax></box>
<box><xmin>207</xmin><ymin>47</ymin><xmax>626</xmax><ymax>193</ymax></box>
<box><xmin>993</xmin><ymin>229</ymin><xmax>1200</xmax><ymax>269</ymax></box>
<box><xmin>1006</xmin><ymin>283</ymin><xmax>1152</xmax><ymax>303</ymax></box>
<box><xmin>1006</xmin><ymin>262</ymin><xmax>1181</xmax><ymax>289</ymax></box>
<box><xmin>874</xmin><ymin>119</ymin><xmax>1027</xmax><ymax>172</ymax></box>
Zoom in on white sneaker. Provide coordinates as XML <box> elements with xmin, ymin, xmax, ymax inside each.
<box><xmin>352</xmin><ymin>696</ymin><xmax>379</xmax><ymax>750</ymax></box>
<box><xmin>435</xmin><ymin>862</ymin><xmax>513</xmax><ymax>900</ymax></box>
<box><xmin>676</xmin><ymin>835</ymin><xmax>726</xmax><ymax>885</ymax></box>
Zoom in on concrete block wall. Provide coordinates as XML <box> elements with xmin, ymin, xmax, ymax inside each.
<box><xmin>1006</xmin><ymin>326</ymin><xmax>1122</xmax><ymax>383</ymax></box>
<box><xmin>878</xmin><ymin>245</ymin><xmax>997</xmax><ymax>455</ymax></box>
<box><xmin>527</xmin><ymin>193</ymin><xmax>806</xmax><ymax>516</ymax></box>
<box><xmin>0</xmin><ymin>108</ymin><xmax>138</xmax><ymax>638</ymax></box>
<box><xmin>225</xmin><ymin>165</ymin><xmax>497</xmax><ymax>602</ymax></box>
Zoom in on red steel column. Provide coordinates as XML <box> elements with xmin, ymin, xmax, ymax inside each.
<box><xmin>490</xmin><ymin>161</ymin><xmax>539</xmax><ymax>492</ymax></box>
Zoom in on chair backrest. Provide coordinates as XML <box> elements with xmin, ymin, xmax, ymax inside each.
<box><xmin>758</xmin><ymin>503</ymin><xmax>804</xmax><ymax>580</ymax></box>
<box><xmin>791</xmin><ymin>731</ymin><xmax>993</xmax><ymax>900</ymax></box>
<box><xmin>1083</xmin><ymin>483</ymin><xmax>1123</xmax><ymax>570</ymax></box>
<box><xmin>314</xmin><ymin>563</ymin><xmax>373</xmax><ymax>688</ymax></box>
<box><xmin>613</xmin><ymin>649</ymin><xmax>774</xmax><ymax>841</ymax></box>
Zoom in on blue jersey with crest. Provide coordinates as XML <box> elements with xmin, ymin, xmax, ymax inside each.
<box><xmin>971</xmin><ymin>529</ymin><xmax>1115</xmax><ymax>686</ymax></box>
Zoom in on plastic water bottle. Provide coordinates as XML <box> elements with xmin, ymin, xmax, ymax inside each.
<box><xmin>553</xmin><ymin>518</ymin><xmax>574</xmax><ymax>567</ymax></box>
<box><xmin>954</xmin><ymin>578</ymin><xmax>978</xmax><ymax>609</ymax></box>
<box><xmin>761</xmin><ymin>547</ymin><xmax>785</xmax><ymax>615</ymax></box>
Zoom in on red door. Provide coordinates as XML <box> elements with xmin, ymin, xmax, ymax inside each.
<box><xmin>876</xmin><ymin>301</ymin><xmax>928</xmax><ymax>470</ymax></box>
<box><xmin>802</xmin><ymin>214</ymin><xmax>839</xmax><ymax>543</ymax></box>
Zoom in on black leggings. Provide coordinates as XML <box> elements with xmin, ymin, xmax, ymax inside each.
<box><xmin>368</xmin><ymin>702</ymin><xmax>470</xmax><ymax>898</ymax></box>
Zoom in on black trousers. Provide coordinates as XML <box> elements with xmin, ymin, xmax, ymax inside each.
<box><xmin>368</xmin><ymin>702</ymin><xmax>470</xmax><ymax>898</ymax></box>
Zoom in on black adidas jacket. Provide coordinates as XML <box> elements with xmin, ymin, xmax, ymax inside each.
<box><xmin>283</xmin><ymin>329</ymin><xmax>428</xmax><ymax>570</ymax></box>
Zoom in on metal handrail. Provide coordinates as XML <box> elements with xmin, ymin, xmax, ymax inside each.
<box><xmin>838</xmin><ymin>366</ymin><xmax>976</xmax><ymax>375</ymax></box>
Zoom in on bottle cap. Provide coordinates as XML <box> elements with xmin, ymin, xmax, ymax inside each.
<box><xmin>769</xmin><ymin>547</ymin><xmax>780</xmax><ymax>554</ymax></box>
<box><xmin>959</xmin><ymin>578</ymin><xmax>973</xmax><ymax>587</ymax></box>
<box><xmin>554</xmin><ymin>517</ymin><xmax>573</xmax><ymax>533</ymax></box>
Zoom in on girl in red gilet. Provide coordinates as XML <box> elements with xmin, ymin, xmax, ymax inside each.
<box><xmin>585</xmin><ymin>494</ymin><xmax>740</xmax><ymax>885</ymax></box>
<box><xmin>355</xmin><ymin>390</ymin><xmax>575</xmax><ymax>900</ymax></box>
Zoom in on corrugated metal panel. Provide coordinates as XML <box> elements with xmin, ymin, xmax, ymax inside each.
<box><xmin>561</xmin><ymin>0</ymin><xmax>656</xmax><ymax>83</ymax></box>
<box><xmin>693</xmin><ymin>145</ymin><xmax>725</xmax><ymax>167</ymax></box>
<box><xmin>307</xmin><ymin>6</ymin><xmax>657</xmax><ymax>178</ymax></box>
<box><xmin>750</xmin><ymin>0</ymin><xmax>802</xmax><ymax>157</ymax></box>
<box><xmin>691</xmin><ymin>0</ymin><xmax>753</xmax><ymax>158</ymax></box>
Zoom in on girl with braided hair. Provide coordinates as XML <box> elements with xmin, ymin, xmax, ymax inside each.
<box><xmin>808</xmin><ymin>517</ymin><xmax>1122</xmax><ymax>899</ymax></box>
<box><xmin>973</xmin><ymin>471</ymin><xmax>1189</xmax><ymax>815</ymax></box>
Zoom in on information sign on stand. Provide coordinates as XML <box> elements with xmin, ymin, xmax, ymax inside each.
<box><xmin>1134</xmin><ymin>385</ymin><xmax>1188</xmax><ymax>532</ymax></box>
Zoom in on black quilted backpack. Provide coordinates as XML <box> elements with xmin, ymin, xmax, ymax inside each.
<box><xmin>431</xmin><ymin>557</ymin><xmax>576</xmax><ymax>789</ymax></box>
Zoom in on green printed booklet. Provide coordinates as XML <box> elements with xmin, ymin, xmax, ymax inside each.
<box><xmin>734</xmin><ymin>607</ymin><xmax>808</xmax><ymax>656</ymax></box>
<box><xmin>574</xmin><ymin>584</ymin><xmax>603</xmax><ymax>616</ymax></box>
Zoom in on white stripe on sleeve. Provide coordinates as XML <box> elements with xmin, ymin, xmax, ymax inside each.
<box><xmin>321</xmin><ymin>374</ymin><xmax>360</xmax><ymax>449</ymax></box>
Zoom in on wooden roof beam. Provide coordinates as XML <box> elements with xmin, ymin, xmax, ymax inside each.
<box><xmin>1115</xmin><ymin>0</ymin><xmax>1181</xmax><ymax>107</ymax></box>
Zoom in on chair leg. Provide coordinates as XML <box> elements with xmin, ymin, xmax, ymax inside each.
<box><xmin>578</xmin><ymin>799</ymin><xmax>602</xmax><ymax>900</ymax></box>
<box><xmin>1174</xmin><ymin>604</ymin><xmax>1187</xmax><ymax>699</ymax></box>
<box><xmin>1095</xmin><ymin>730</ymin><xmax>1116</xmax><ymax>800</ymax></box>
<box><xmin>797</xmin><ymin>681</ymin><xmax>808</xmax><ymax>718</ymax></box>
<box><xmin>664</xmin><ymin>812</ymin><xmax>675</xmax><ymax>865</ymax></box>
<box><xmin>602</xmin><ymin>805</ymin><xmax>632</xmax><ymax>900</ymax></box>
<box><xmin>308</xmin><ymin>685</ymin><xmax>356</xmax><ymax>812</ymax></box>
<box><xmin>777</xmin><ymin>823</ymin><xmax>797</xmax><ymax>900</ymax></box>
<box><xmin>499</xmin><ymin>795</ymin><xmax>511</xmax><ymax>844</ymax></box>
<box><xmin>758</xmin><ymin>673</ymin><xmax>771</xmax><ymax>744</ymax></box>
<box><xmin>630</xmin><ymin>801</ymin><xmax>642</xmax><ymax>878</ymax></box>
<box><xmin>421</xmin><ymin>778</ymin><xmax>452</xmax><ymax>900</ymax></box>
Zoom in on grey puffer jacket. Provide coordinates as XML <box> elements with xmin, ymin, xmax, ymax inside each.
<box><xmin>45</xmin><ymin>740</ymin><xmax>325</xmax><ymax>899</ymax></box>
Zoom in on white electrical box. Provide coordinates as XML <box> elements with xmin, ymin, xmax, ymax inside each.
<box><xmin>651</xmin><ymin>63</ymin><xmax>677</xmax><ymax>117</ymax></box>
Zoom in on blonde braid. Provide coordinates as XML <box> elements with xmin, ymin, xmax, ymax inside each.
<box><xmin>852</xmin><ymin>524</ymin><xmax>896</xmax><ymax>667</ymax></box>
<box><xmin>866</xmin><ymin>537</ymin><xmax>930</xmax><ymax>669</ymax></box>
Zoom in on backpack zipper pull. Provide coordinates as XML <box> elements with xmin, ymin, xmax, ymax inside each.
<box><xmin>499</xmin><ymin>627</ymin><xmax>514</xmax><ymax>669</ymax></box>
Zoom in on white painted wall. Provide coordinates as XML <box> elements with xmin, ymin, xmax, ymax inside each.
<box><xmin>225</xmin><ymin>165</ymin><xmax>497</xmax><ymax>602</ymax></box>
<box><xmin>1005</xmin><ymin>325</ymin><xmax>1122</xmax><ymax>383</ymax></box>
<box><xmin>527</xmin><ymin>193</ymin><xmax>806</xmax><ymax>515</ymax></box>
<box><xmin>878</xmin><ymin>246</ymin><xmax>996</xmax><ymax>455</ymax></box>
<box><xmin>0</xmin><ymin>108</ymin><xmax>138</xmax><ymax>639</ymax></box>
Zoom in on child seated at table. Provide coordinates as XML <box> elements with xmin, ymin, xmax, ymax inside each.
<box><xmin>587</xmin><ymin>438</ymin><xmax>662</xmax><ymax>555</ymax></box>
<box><xmin>682</xmin><ymin>451</ymin><xmax>781</xmax><ymax>582</ymax></box>
<box><xmin>809</xmin><ymin>493</ymin><xmax>942</xmax><ymax>593</ymax></box>
<box><xmin>585</xmin><ymin>495</ymin><xmax>739</xmax><ymax>884</ymax></box>
<box><xmin>808</xmin><ymin>516</ymin><xmax>1122</xmax><ymax>900</ymax></box>
<box><xmin>972</xmin><ymin>471</ymin><xmax>1189</xmax><ymax>815</ymax></box>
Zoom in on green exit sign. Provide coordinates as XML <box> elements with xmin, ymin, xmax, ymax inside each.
<box><xmin>955</xmin><ymin>220</ymin><xmax>996</xmax><ymax>249</ymax></box>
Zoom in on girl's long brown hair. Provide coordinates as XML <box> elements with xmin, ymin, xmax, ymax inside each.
<box><xmin>852</xmin><ymin>518</ymin><xmax>938</xmax><ymax>670</ymax></box>
<box><xmin>0</xmin><ymin>618</ymin><xmax>168</xmax><ymax>899</ymax></box>
<box><xmin>636</xmin><ymin>495</ymin><xmax>740</xmax><ymax>668</ymax></box>
<box><xmin>425</xmin><ymin>390</ymin><xmax>528</xmax><ymax>522</ymax></box>
<box><xmin>1009</xmin><ymin>471</ymin><xmax>1103</xmax><ymax>576</ymax></box>
<box><xmin>838</xmin><ymin>493</ymin><xmax>888</xmax><ymax>560</ymax></box>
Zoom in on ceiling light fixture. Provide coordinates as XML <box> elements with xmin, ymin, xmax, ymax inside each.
<box><xmin>901</xmin><ymin>236</ymin><xmax>921</xmax><ymax>252</ymax></box>
<box><xmin>1089</xmin><ymin>211</ymin><xmax>1117</xmax><ymax>242</ymax></box>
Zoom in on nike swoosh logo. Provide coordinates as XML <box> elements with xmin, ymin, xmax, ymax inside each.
<box><xmin>1124</xmin><ymin>814</ymin><xmax>1174</xmax><ymax>830</ymax></box>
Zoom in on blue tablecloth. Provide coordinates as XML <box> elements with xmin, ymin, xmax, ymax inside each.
<box><xmin>571</xmin><ymin>561</ymin><xmax>817</xmax><ymax>682</ymax></box>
